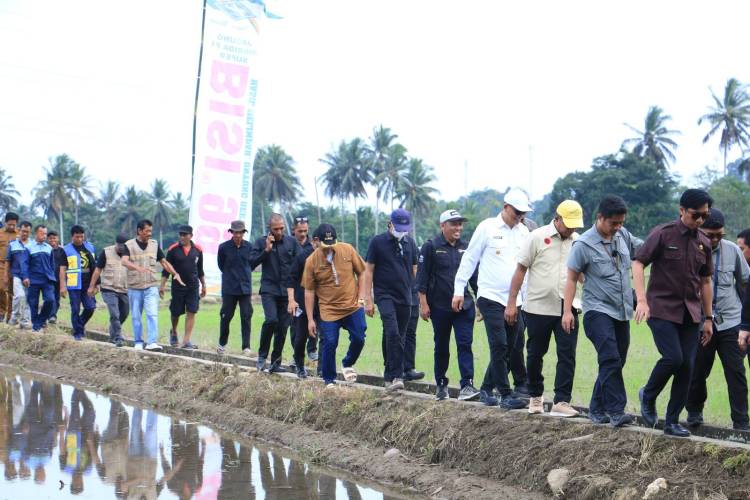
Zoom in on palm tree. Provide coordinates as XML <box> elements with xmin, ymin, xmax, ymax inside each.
<box><xmin>32</xmin><ymin>155</ymin><xmax>74</xmax><ymax>236</ymax></box>
<box><xmin>377</xmin><ymin>143</ymin><xmax>409</xmax><ymax>212</ymax></box>
<box><xmin>396</xmin><ymin>158</ymin><xmax>438</xmax><ymax>239</ymax></box>
<box><xmin>97</xmin><ymin>180</ymin><xmax>121</xmax><ymax>227</ymax></box>
<box><xmin>149</xmin><ymin>179</ymin><xmax>172</xmax><ymax>246</ymax></box>
<box><xmin>338</xmin><ymin>138</ymin><xmax>371</xmax><ymax>251</ymax></box>
<box><xmin>366</xmin><ymin>125</ymin><xmax>399</xmax><ymax>235</ymax></box>
<box><xmin>118</xmin><ymin>186</ymin><xmax>148</xmax><ymax>235</ymax></box>
<box><xmin>622</xmin><ymin>106</ymin><xmax>680</xmax><ymax>169</ymax></box>
<box><xmin>698</xmin><ymin>78</ymin><xmax>750</xmax><ymax>175</ymax></box>
<box><xmin>0</xmin><ymin>168</ymin><xmax>20</xmax><ymax>212</ymax></box>
<box><xmin>68</xmin><ymin>163</ymin><xmax>95</xmax><ymax>224</ymax></box>
<box><xmin>253</xmin><ymin>145</ymin><xmax>301</xmax><ymax>231</ymax></box>
<box><xmin>320</xmin><ymin>142</ymin><xmax>347</xmax><ymax>241</ymax></box>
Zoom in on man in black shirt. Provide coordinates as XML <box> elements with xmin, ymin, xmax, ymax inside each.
<box><xmin>364</xmin><ymin>208</ymin><xmax>419</xmax><ymax>392</ymax></box>
<box><xmin>217</xmin><ymin>220</ymin><xmax>254</xmax><ymax>354</ymax></box>
<box><xmin>417</xmin><ymin>209</ymin><xmax>481</xmax><ymax>401</ymax></box>
<box><xmin>161</xmin><ymin>225</ymin><xmax>206</xmax><ymax>349</ymax></box>
<box><xmin>289</xmin><ymin>215</ymin><xmax>318</xmax><ymax>364</ymax></box>
<box><xmin>46</xmin><ymin>230</ymin><xmax>65</xmax><ymax>324</ymax></box>
<box><xmin>286</xmin><ymin>228</ymin><xmax>319</xmax><ymax>378</ymax></box>
<box><xmin>59</xmin><ymin>225</ymin><xmax>97</xmax><ymax>340</ymax></box>
<box><xmin>250</xmin><ymin>213</ymin><xmax>298</xmax><ymax>373</ymax></box>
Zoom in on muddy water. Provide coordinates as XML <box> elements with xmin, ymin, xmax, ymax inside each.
<box><xmin>0</xmin><ymin>372</ymin><xmax>411</xmax><ymax>499</ymax></box>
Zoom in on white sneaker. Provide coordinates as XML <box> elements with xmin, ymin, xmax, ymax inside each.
<box><xmin>242</xmin><ymin>348</ymin><xmax>252</xmax><ymax>356</ymax></box>
<box><xmin>134</xmin><ymin>343</ymin><xmax>144</xmax><ymax>350</ymax></box>
<box><xmin>145</xmin><ymin>343</ymin><xmax>163</xmax><ymax>352</ymax></box>
<box><xmin>528</xmin><ymin>396</ymin><xmax>544</xmax><ymax>414</ymax></box>
<box><xmin>550</xmin><ymin>401</ymin><xmax>579</xmax><ymax>418</ymax></box>
<box><xmin>386</xmin><ymin>378</ymin><xmax>404</xmax><ymax>392</ymax></box>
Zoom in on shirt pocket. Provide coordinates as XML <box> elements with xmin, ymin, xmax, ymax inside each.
<box><xmin>487</xmin><ymin>238</ymin><xmax>508</xmax><ymax>256</ymax></box>
<box><xmin>592</xmin><ymin>257</ymin><xmax>616</xmax><ymax>278</ymax></box>
<box><xmin>717</xmin><ymin>260</ymin><xmax>735</xmax><ymax>288</ymax></box>
<box><xmin>663</xmin><ymin>248</ymin><xmax>683</xmax><ymax>261</ymax></box>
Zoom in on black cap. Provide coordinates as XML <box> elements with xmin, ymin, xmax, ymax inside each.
<box><xmin>178</xmin><ymin>224</ymin><xmax>193</xmax><ymax>234</ymax></box>
<box><xmin>116</xmin><ymin>233</ymin><xmax>129</xmax><ymax>244</ymax></box>
<box><xmin>703</xmin><ymin>208</ymin><xmax>725</xmax><ymax>229</ymax></box>
<box><xmin>313</xmin><ymin>223</ymin><xmax>337</xmax><ymax>246</ymax></box>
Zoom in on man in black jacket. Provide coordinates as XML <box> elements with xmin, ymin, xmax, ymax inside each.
<box><xmin>251</xmin><ymin>213</ymin><xmax>298</xmax><ymax>373</ymax></box>
<box><xmin>216</xmin><ymin>220</ymin><xmax>254</xmax><ymax>355</ymax></box>
<box><xmin>286</xmin><ymin>230</ymin><xmax>319</xmax><ymax>378</ymax></box>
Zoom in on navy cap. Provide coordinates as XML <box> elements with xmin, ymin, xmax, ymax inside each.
<box><xmin>313</xmin><ymin>223</ymin><xmax>337</xmax><ymax>246</ymax></box>
<box><xmin>390</xmin><ymin>208</ymin><xmax>412</xmax><ymax>232</ymax></box>
<box><xmin>178</xmin><ymin>224</ymin><xmax>193</xmax><ymax>234</ymax></box>
<box><xmin>116</xmin><ymin>233</ymin><xmax>129</xmax><ymax>244</ymax></box>
<box><xmin>702</xmin><ymin>208</ymin><xmax>724</xmax><ymax>229</ymax></box>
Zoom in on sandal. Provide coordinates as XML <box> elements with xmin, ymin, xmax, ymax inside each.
<box><xmin>342</xmin><ymin>366</ymin><xmax>357</xmax><ymax>383</ymax></box>
<box><xmin>181</xmin><ymin>342</ymin><xmax>198</xmax><ymax>350</ymax></box>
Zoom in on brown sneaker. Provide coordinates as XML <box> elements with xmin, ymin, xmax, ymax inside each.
<box><xmin>550</xmin><ymin>401</ymin><xmax>579</xmax><ymax>418</ymax></box>
<box><xmin>528</xmin><ymin>396</ymin><xmax>544</xmax><ymax>414</ymax></box>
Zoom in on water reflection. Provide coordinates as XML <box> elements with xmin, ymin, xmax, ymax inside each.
<box><xmin>0</xmin><ymin>373</ymin><xmax>405</xmax><ymax>499</ymax></box>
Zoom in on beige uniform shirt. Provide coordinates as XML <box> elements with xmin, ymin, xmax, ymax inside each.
<box><xmin>517</xmin><ymin>221</ymin><xmax>581</xmax><ymax>316</ymax></box>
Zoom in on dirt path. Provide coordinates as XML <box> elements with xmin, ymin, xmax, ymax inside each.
<box><xmin>1</xmin><ymin>327</ymin><xmax>749</xmax><ymax>499</ymax></box>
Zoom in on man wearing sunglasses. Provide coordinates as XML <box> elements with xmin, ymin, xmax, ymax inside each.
<box><xmin>633</xmin><ymin>188</ymin><xmax>715</xmax><ymax>437</ymax></box>
<box><xmin>685</xmin><ymin>209</ymin><xmax>749</xmax><ymax>431</ymax></box>
<box><xmin>453</xmin><ymin>188</ymin><xmax>531</xmax><ymax>409</ymax></box>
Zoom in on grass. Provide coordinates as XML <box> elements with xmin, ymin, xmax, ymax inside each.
<box><xmin>51</xmin><ymin>295</ymin><xmax>743</xmax><ymax>427</ymax></box>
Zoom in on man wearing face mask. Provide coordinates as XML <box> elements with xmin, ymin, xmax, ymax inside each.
<box><xmin>453</xmin><ymin>188</ymin><xmax>532</xmax><ymax>409</ymax></box>
<box><xmin>363</xmin><ymin>209</ymin><xmax>419</xmax><ymax>392</ymax></box>
<box><xmin>633</xmin><ymin>189</ymin><xmax>715</xmax><ymax>438</ymax></box>
<box><xmin>88</xmin><ymin>233</ymin><xmax>131</xmax><ymax>347</ymax></box>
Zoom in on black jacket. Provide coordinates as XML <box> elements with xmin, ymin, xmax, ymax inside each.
<box><xmin>250</xmin><ymin>235</ymin><xmax>299</xmax><ymax>297</ymax></box>
<box><xmin>416</xmin><ymin>233</ymin><xmax>478</xmax><ymax>311</ymax></box>
<box><xmin>217</xmin><ymin>239</ymin><xmax>253</xmax><ymax>296</ymax></box>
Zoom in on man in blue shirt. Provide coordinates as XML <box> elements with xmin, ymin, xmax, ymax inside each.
<box><xmin>25</xmin><ymin>225</ymin><xmax>56</xmax><ymax>332</ymax></box>
<box><xmin>6</xmin><ymin>221</ymin><xmax>31</xmax><ymax>328</ymax></box>
<box><xmin>364</xmin><ymin>209</ymin><xmax>419</xmax><ymax>392</ymax></box>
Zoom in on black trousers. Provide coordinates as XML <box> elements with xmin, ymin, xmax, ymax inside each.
<box><xmin>292</xmin><ymin>310</ymin><xmax>318</xmax><ymax>368</ymax></box>
<box><xmin>259</xmin><ymin>293</ymin><xmax>290</xmax><ymax>363</ymax></box>
<box><xmin>525</xmin><ymin>311</ymin><xmax>578</xmax><ymax>403</ymax></box>
<box><xmin>478</xmin><ymin>297</ymin><xmax>518</xmax><ymax>396</ymax></box>
<box><xmin>290</xmin><ymin>312</ymin><xmax>317</xmax><ymax>354</ymax></box>
<box><xmin>510</xmin><ymin>311</ymin><xmax>528</xmax><ymax>387</ymax></box>
<box><xmin>643</xmin><ymin>310</ymin><xmax>700</xmax><ymax>425</ymax></box>
<box><xmin>219</xmin><ymin>294</ymin><xmax>252</xmax><ymax>350</ymax></box>
<box><xmin>378</xmin><ymin>299</ymin><xmax>412</xmax><ymax>381</ymax></box>
<box><xmin>687</xmin><ymin>325</ymin><xmax>749</xmax><ymax>425</ymax></box>
<box><xmin>382</xmin><ymin>303</ymin><xmax>418</xmax><ymax>372</ymax></box>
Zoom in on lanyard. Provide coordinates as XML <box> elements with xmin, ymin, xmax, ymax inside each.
<box><xmin>712</xmin><ymin>242</ymin><xmax>720</xmax><ymax>313</ymax></box>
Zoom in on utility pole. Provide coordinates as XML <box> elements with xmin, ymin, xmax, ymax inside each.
<box><xmin>528</xmin><ymin>145</ymin><xmax>534</xmax><ymax>201</ymax></box>
<box><xmin>314</xmin><ymin>176</ymin><xmax>322</xmax><ymax>226</ymax></box>
<box><xmin>463</xmin><ymin>159</ymin><xmax>468</xmax><ymax>208</ymax></box>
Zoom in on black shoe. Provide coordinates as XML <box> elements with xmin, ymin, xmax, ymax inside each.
<box><xmin>169</xmin><ymin>331</ymin><xmax>179</xmax><ymax>347</ymax></box>
<box><xmin>403</xmin><ymin>369</ymin><xmax>425</xmax><ymax>381</ymax></box>
<box><xmin>639</xmin><ymin>387</ymin><xmax>657</xmax><ymax>428</ymax></box>
<box><xmin>686</xmin><ymin>410</ymin><xmax>703</xmax><ymax>428</ymax></box>
<box><xmin>589</xmin><ymin>412</ymin><xmax>610</xmax><ymax>424</ymax></box>
<box><xmin>268</xmin><ymin>362</ymin><xmax>286</xmax><ymax>374</ymax></box>
<box><xmin>499</xmin><ymin>395</ymin><xmax>527</xmax><ymax>410</ymax></box>
<box><xmin>610</xmin><ymin>413</ymin><xmax>633</xmax><ymax>428</ymax></box>
<box><xmin>733</xmin><ymin>422</ymin><xmax>750</xmax><ymax>431</ymax></box>
<box><xmin>256</xmin><ymin>358</ymin><xmax>266</xmax><ymax>372</ymax></box>
<box><xmin>296</xmin><ymin>368</ymin><xmax>308</xmax><ymax>379</ymax></box>
<box><xmin>289</xmin><ymin>360</ymin><xmax>297</xmax><ymax>370</ymax></box>
<box><xmin>435</xmin><ymin>383</ymin><xmax>448</xmax><ymax>401</ymax></box>
<box><xmin>512</xmin><ymin>384</ymin><xmax>530</xmax><ymax>399</ymax></box>
<box><xmin>479</xmin><ymin>389</ymin><xmax>499</xmax><ymax>406</ymax></box>
<box><xmin>115</xmin><ymin>339</ymin><xmax>124</xmax><ymax>348</ymax></box>
<box><xmin>664</xmin><ymin>423</ymin><xmax>691</xmax><ymax>437</ymax></box>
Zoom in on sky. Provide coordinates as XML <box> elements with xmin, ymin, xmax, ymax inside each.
<box><xmin>1</xmin><ymin>0</ymin><xmax>749</xmax><ymax>211</ymax></box>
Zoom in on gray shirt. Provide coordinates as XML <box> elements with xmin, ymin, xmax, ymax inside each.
<box><xmin>712</xmin><ymin>239</ymin><xmax>750</xmax><ymax>331</ymax></box>
<box><xmin>567</xmin><ymin>225</ymin><xmax>642</xmax><ymax>321</ymax></box>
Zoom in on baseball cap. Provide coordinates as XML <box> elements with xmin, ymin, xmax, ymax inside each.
<box><xmin>313</xmin><ymin>223</ymin><xmax>337</xmax><ymax>246</ymax></box>
<box><xmin>178</xmin><ymin>224</ymin><xmax>193</xmax><ymax>234</ymax></box>
<box><xmin>390</xmin><ymin>208</ymin><xmax>412</xmax><ymax>232</ymax></box>
<box><xmin>439</xmin><ymin>209</ymin><xmax>467</xmax><ymax>224</ymax></box>
<box><xmin>556</xmin><ymin>200</ymin><xmax>584</xmax><ymax>229</ymax></box>
<box><xmin>703</xmin><ymin>208</ymin><xmax>724</xmax><ymax>229</ymax></box>
<box><xmin>503</xmin><ymin>188</ymin><xmax>533</xmax><ymax>212</ymax></box>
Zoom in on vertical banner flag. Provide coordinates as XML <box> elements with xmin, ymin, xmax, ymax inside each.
<box><xmin>190</xmin><ymin>0</ymin><xmax>277</xmax><ymax>291</ymax></box>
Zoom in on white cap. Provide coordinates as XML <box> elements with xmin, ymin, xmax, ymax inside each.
<box><xmin>503</xmin><ymin>188</ymin><xmax>533</xmax><ymax>212</ymax></box>
<box><xmin>439</xmin><ymin>209</ymin><xmax>467</xmax><ymax>224</ymax></box>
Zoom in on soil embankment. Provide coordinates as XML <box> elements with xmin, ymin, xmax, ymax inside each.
<box><xmin>1</xmin><ymin>327</ymin><xmax>748</xmax><ymax>499</ymax></box>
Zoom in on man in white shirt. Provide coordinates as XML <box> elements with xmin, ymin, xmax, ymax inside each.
<box><xmin>453</xmin><ymin>188</ymin><xmax>531</xmax><ymax>409</ymax></box>
<box><xmin>506</xmin><ymin>200</ymin><xmax>584</xmax><ymax>417</ymax></box>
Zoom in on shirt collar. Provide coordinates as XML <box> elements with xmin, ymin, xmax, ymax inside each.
<box><xmin>677</xmin><ymin>218</ymin><xmax>693</xmax><ymax>235</ymax></box>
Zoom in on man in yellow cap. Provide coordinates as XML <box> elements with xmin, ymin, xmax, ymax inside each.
<box><xmin>506</xmin><ymin>200</ymin><xmax>584</xmax><ymax>417</ymax></box>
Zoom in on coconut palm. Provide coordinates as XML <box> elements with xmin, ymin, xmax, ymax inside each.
<box><xmin>253</xmin><ymin>145</ymin><xmax>301</xmax><ymax>230</ymax></box>
<box><xmin>320</xmin><ymin>142</ymin><xmax>347</xmax><ymax>241</ymax></box>
<box><xmin>148</xmin><ymin>179</ymin><xmax>172</xmax><ymax>246</ymax></box>
<box><xmin>118</xmin><ymin>185</ymin><xmax>148</xmax><ymax>235</ymax></box>
<box><xmin>97</xmin><ymin>180</ymin><xmax>121</xmax><ymax>226</ymax></box>
<box><xmin>698</xmin><ymin>78</ymin><xmax>750</xmax><ymax>175</ymax></box>
<box><xmin>366</xmin><ymin>125</ymin><xmax>399</xmax><ymax>235</ymax></box>
<box><xmin>32</xmin><ymin>155</ymin><xmax>75</xmax><ymax>236</ymax></box>
<box><xmin>338</xmin><ymin>138</ymin><xmax>371</xmax><ymax>251</ymax></box>
<box><xmin>377</xmin><ymin>143</ymin><xmax>409</xmax><ymax>212</ymax></box>
<box><xmin>68</xmin><ymin>163</ymin><xmax>95</xmax><ymax>224</ymax></box>
<box><xmin>0</xmin><ymin>168</ymin><xmax>20</xmax><ymax>212</ymax></box>
<box><xmin>396</xmin><ymin>158</ymin><xmax>438</xmax><ymax>239</ymax></box>
<box><xmin>622</xmin><ymin>106</ymin><xmax>680</xmax><ymax>169</ymax></box>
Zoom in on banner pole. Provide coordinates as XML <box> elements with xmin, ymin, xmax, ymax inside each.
<box><xmin>190</xmin><ymin>0</ymin><xmax>208</xmax><ymax>199</ymax></box>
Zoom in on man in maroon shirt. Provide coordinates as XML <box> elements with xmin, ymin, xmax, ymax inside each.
<box><xmin>632</xmin><ymin>189</ymin><xmax>714</xmax><ymax>437</ymax></box>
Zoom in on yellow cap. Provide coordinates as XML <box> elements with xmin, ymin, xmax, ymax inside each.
<box><xmin>556</xmin><ymin>200</ymin><xmax>584</xmax><ymax>228</ymax></box>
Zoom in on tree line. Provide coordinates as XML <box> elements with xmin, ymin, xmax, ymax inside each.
<box><xmin>1</xmin><ymin>78</ymin><xmax>749</xmax><ymax>250</ymax></box>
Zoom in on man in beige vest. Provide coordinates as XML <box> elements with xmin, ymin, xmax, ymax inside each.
<box><xmin>0</xmin><ymin>212</ymin><xmax>18</xmax><ymax>322</ymax></box>
<box><xmin>88</xmin><ymin>233</ymin><xmax>130</xmax><ymax>347</ymax></box>
<box><xmin>121</xmin><ymin>219</ymin><xmax>183</xmax><ymax>351</ymax></box>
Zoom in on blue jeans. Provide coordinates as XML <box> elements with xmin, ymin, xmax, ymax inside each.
<box><xmin>129</xmin><ymin>287</ymin><xmax>159</xmax><ymax>344</ymax></box>
<box><xmin>319</xmin><ymin>308</ymin><xmax>367</xmax><ymax>384</ymax></box>
<box><xmin>129</xmin><ymin>408</ymin><xmax>158</xmax><ymax>459</ymax></box>
<box><xmin>26</xmin><ymin>282</ymin><xmax>54</xmax><ymax>330</ymax></box>
<box><xmin>68</xmin><ymin>288</ymin><xmax>96</xmax><ymax>337</ymax></box>
<box><xmin>430</xmin><ymin>306</ymin><xmax>475</xmax><ymax>387</ymax></box>
<box><xmin>583</xmin><ymin>310</ymin><xmax>630</xmax><ymax>415</ymax></box>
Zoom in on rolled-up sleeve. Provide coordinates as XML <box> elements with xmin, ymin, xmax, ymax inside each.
<box><xmin>454</xmin><ymin>221</ymin><xmax>485</xmax><ymax>296</ymax></box>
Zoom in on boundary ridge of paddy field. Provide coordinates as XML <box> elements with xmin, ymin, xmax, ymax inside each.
<box><xmin>1</xmin><ymin>325</ymin><xmax>749</xmax><ymax>500</ymax></box>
